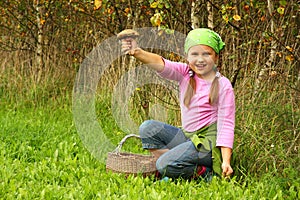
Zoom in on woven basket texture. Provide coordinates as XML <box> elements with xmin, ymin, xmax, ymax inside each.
<box><xmin>106</xmin><ymin>134</ymin><xmax>156</xmax><ymax>176</ymax></box>
<box><xmin>106</xmin><ymin>152</ymin><xmax>156</xmax><ymax>176</ymax></box>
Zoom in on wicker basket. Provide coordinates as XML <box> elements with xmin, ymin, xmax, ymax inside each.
<box><xmin>106</xmin><ymin>134</ymin><xmax>157</xmax><ymax>176</ymax></box>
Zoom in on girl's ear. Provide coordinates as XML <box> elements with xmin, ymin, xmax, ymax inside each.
<box><xmin>215</xmin><ymin>54</ymin><xmax>219</xmax><ymax>61</ymax></box>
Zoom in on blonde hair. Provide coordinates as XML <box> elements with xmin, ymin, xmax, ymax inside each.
<box><xmin>183</xmin><ymin>71</ymin><xmax>196</xmax><ymax>107</ymax></box>
<box><xmin>183</xmin><ymin>73</ymin><xmax>220</xmax><ymax>107</ymax></box>
<box><xmin>184</xmin><ymin>57</ymin><xmax>222</xmax><ymax>108</ymax></box>
<box><xmin>209</xmin><ymin>75</ymin><xmax>220</xmax><ymax>105</ymax></box>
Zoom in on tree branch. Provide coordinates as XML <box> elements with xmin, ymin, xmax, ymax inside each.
<box><xmin>206</xmin><ymin>0</ymin><xmax>240</xmax><ymax>31</ymax></box>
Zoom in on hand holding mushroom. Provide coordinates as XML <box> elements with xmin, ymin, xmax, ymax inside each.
<box><xmin>117</xmin><ymin>29</ymin><xmax>139</xmax><ymax>55</ymax></box>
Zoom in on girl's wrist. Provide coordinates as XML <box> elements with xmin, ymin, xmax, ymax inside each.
<box><xmin>222</xmin><ymin>160</ymin><xmax>231</xmax><ymax>165</ymax></box>
<box><xmin>129</xmin><ymin>47</ymin><xmax>142</xmax><ymax>56</ymax></box>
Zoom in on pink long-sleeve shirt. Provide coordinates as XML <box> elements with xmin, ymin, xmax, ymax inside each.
<box><xmin>158</xmin><ymin>58</ymin><xmax>235</xmax><ymax>149</ymax></box>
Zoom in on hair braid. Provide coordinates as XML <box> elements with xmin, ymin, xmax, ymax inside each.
<box><xmin>209</xmin><ymin>76</ymin><xmax>220</xmax><ymax>105</ymax></box>
<box><xmin>184</xmin><ymin>69</ymin><xmax>196</xmax><ymax>108</ymax></box>
<box><xmin>209</xmin><ymin>53</ymin><xmax>222</xmax><ymax>105</ymax></box>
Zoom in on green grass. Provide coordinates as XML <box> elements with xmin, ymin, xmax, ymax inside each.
<box><xmin>0</xmin><ymin>98</ymin><xmax>299</xmax><ymax>199</ymax></box>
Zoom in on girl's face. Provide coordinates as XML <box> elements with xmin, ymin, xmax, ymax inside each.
<box><xmin>186</xmin><ymin>44</ymin><xmax>218</xmax><ymax>81</ymax></box>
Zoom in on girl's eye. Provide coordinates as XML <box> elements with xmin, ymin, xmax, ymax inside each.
<box><xmin>191</xmin><ymin>52</ymin><xmax>198</xmax><ymax>56</ymax></box>
<box><xmin>202</xmin><ymin>52</ymin><xmax>210</xmax><ymax>56</ymax></box>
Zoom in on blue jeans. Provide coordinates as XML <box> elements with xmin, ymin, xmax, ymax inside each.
<box><xmin>139</xmin><ymin>120</ymin><xmax>212</xmax><ymax>179</ymax></box>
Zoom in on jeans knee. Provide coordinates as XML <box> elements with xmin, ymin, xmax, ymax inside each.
<box><xmin>139</xmin><ymin>120</ymin><xmax>155</xmax><ymax>138</ymax></box>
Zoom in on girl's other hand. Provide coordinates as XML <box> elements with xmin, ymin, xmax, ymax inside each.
<box><xmin>221</xmin><ymin>162</ymin><xmax>233</xmax><ymax>177</ymax></box>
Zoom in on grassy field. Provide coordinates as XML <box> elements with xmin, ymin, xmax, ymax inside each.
<box><xmin>0</xmin><ymin>96</ymin><xmax>299</xmax><ymax>200</ymax></box>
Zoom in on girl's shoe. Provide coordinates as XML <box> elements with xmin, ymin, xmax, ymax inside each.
<box><xmin>193</xmin><ymin>166</ymin><xmax>213</xmax><ymax>181</ymax></box>
<box><xmin>155</xmin><ymin>170</ymin><xmax>161</xmax><ymax>179</ymax></box>
<box><xmin>160</xmin><ymin>176</ymin><xmax>170</xmax><ymax>182</ymax></box>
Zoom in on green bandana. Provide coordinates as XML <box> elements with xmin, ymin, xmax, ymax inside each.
<box><xmin>184</xmin><ymin>28</ymin><xmax>225</xmax><ymax>54</ymax></box>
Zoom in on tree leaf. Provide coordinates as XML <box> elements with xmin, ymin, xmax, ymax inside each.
<box><xmin>40</xmin><ymin>19</ymin><xmax>46</xmax><ymax>25</ymax></box>
<box><xmin>277</xmin><ymin>7</ymin><xmax>284</xmax><ymax>15</ymax></box>
<box><xmin>276</xmin><ymin>52</ymin><xmax>282</xmax><ymax>57</ymax></box>
<box><xmin>94</xmin><ymin>0</ymin><xmax>102</xmax><ymax>10</ymax></box>
<box><xmin>222</xmin><ymin>14</ymin><xmax>229</xmax><ymax>23</ymax></box>
<box><xmin>158</xmin><ymin>3</ymin><xmax>164</xmax><ymax>9</ymax></box>
<box><xmin>279</xmin><ymin>0</ymin><xmax>287</xmax><ymax>6</ymax></box>
<box><xmin>285</xmin><ymin>46</ymin><xmax>293</xmax><ymax>52</ymax></box>
<box><xmin>285</xmin><ymin>55</ymin><xmax>294</xmax><ymax>62</ymax></box>
<box><xmin>164</xmin><ymin>2</ymin><xmax>170</xmax><ymax>9</ymax></box>
<box><xmin>150</xmin><ymin>2</ymin><xmax>158</xmax><ymax>8</ymax></box>
<box><xmin>233</xmin><ymin>14</ymin><xmax>241</xmax><ymax>21</ymax></box>
<box><xmin>150</xmin><ymin>13</ymin><xmax>162</xmax><ymax>27</ymax></box>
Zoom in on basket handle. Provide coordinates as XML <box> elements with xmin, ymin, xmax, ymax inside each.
<box><xmin>113</xmin><ymin>134</ymin><xmax>141</xmax><ymax>153</ymax></box>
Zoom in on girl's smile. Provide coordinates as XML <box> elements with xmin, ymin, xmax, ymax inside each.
<box><xmin>186</xmin><ymin>44</ymin><xmax>218</xmax><ymax>81</ymax></box>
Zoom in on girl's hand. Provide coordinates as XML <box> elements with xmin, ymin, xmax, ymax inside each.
<box><xmin>221</xmin><ymin>162</ymin><xmax>233</xmax><ymax>177</ymax></box>
<box><xmin>120</xmin><ymin>37</ymin><xmax>138</xmax><ymax>55</ymax></box>
<box><xmin>220</xmin><ymin>147</ymin><xmax>233</xmax><ymax>177</ymax></box>
<box><xmin>117</xmin><ymin>29</ymin><xmax>164</xmax><ymax>70</ymax></box>
<box><xmin>117</xmin><ymin>29</ymin><xmax>139</xmax><ymax>56</ymax></box>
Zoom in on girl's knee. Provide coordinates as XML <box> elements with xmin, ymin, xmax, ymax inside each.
<box><xmin>139</xmin><ymin>120</ymin><xmax>156</xmax><ymax>137</ymax></box>
<box><xmin>156</xmin><ymin>154</ymin><xmax>172</xmax><ymax>174</ymax></box>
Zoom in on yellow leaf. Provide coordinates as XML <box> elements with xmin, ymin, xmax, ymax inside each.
<box><xmin>233</xmin><ymin>14</ymin><xmax>241</xmax><ymax>21</ymax></box>
<box><xmin>277</xmin><ymin>7</ymin><xmax>284</xmax><ymax>15</ymax></box>
<box><xmin>226</xmin><ymin>6</ymin><xmax>234</xmax><ymax>10</ymax></box>
<box><xmin>285</xmin><ymin>55</ymin><xmax>294</xmax><ymax>62</ymax></box>
<box><xmin>276</xmin><ymin>52</ymin><xmax>282</xmax><ymax>57</ymax></box>
<box><xmin>124</xmin><ymin>7</ymin><xmax>130</xmax><ymax>14</ymax></box>
<box><xmin>94</xmin><ymin>0</ymin><xmax>102</xmax><ymax>10</ymax></box>
<box><xmin>286</xmin><ymin>46</ymin><xmax>293</xmax><ymax>52</ymax></box>
<box><xmin>151</xmin><ymin>13</ymin><xmax>162</xmax><ymax>27</ymax></box>
<box><xmin>40</xmin><ymin>19</ymin><xmax>46</xmax><ymax>25</ymax></box>
<box><xmin>155</xmin><ymin>18</ymin><xmax>161</xmax><ymax>26</ymax></box>
<box><xmin>222</xmin><ymin>15</ymin><xmax>229</xmax><ymax>23</ymax></box>
<box><xmin>150</xmin><ymin>2</ymin><xmax>158</xmax><ymax>8</ymax></box>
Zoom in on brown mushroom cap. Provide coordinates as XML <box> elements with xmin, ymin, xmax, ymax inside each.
<box><xmin>117</xmin><ymin>29</ymin><xmax>139</xmax><ymax>40</ymax></box>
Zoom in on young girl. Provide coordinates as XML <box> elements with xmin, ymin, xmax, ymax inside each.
<box><xmin>119</xmin><ymin>28</ymin><xmax>235</xmax><ymax>179</ymax></box>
